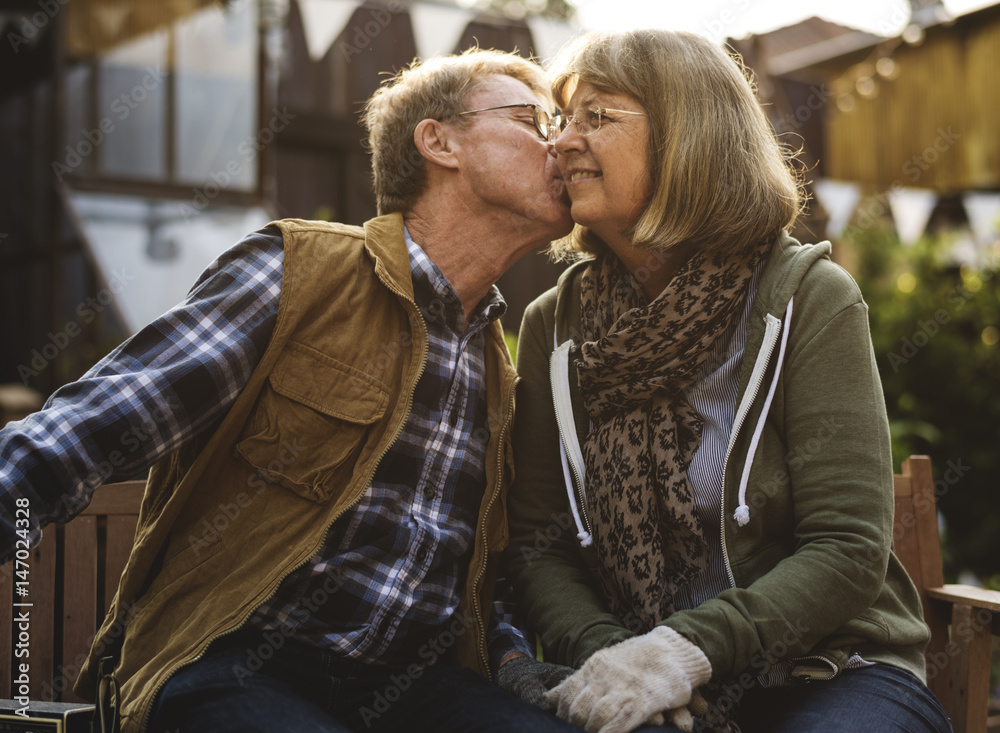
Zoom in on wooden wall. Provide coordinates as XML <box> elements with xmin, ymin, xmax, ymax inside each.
<box><xmin>824</xmin><ymin>5</ymin><xmax>1000</xmax><ymax>191</ymax></box>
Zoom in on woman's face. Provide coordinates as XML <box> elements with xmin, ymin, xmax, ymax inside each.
<box><xmin>553</xmin><ymin>81</ymin><xmax>651</xmax><ymax>252</ymax></box>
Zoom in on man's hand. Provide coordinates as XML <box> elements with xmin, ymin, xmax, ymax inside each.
<box><xmin>496</xmin><ymin>654</ymin><xmax>575</xmax><ymax>707</ymax></box>
<box><xmin>543</xmin><ymin>626</ymin><xmax>711</xmax><ymax>733</ymax></box>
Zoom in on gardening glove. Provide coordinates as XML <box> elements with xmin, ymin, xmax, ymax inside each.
<box><xmin>496</xmin><ymin>655</ymin><xmax>576</xmax><ymax>707</ymax></box>
<box><xmin>544</xmin><ymin>625</ymin><xmax>712</xmax><ymax>733</ymax></box>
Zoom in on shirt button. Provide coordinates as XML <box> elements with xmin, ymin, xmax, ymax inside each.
<box><xmin>423</xmin><ymin>488</ymin><xmax>436</xmax><ymax>500</ymax></box>
<box><xmin>416</xmin><ymin>545</ymin><xmax>428</xmax><ymax>563</ymax></box>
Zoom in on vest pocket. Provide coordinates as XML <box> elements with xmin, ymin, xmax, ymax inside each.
<box><xmin>236</xmin><ymin>342</ymin><xmax>390</xmax><ymax>502</ymax></box>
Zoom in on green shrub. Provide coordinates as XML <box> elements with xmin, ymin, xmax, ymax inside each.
<box><xmin>846</xmin><ymin>222</ymin><xmax>1000</xmax><ymax>580</ymax></box>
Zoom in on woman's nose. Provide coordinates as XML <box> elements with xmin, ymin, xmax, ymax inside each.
<box><xmin>553</xmin><ymin>122</ymin><xmax>585</xmax><ymax>154</ymax></box>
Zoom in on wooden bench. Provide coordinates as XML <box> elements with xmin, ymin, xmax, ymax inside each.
<box><xmin>893</xmin><ymin>455</ymin><xmax>1000</xmax><ymax>732</ymax></box>
<box><xmin>1</xmin><ymin>480</ymin><xmax>144</xmax><ymax>704</ymax></box>
<box><xmin>1</xmin><ymin>461</ymin><xmax>998</xmax><ymax>731</ymax></box>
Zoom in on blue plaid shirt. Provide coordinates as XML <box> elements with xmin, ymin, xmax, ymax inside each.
<box><xmin>0</xmin><ymin>225</ymin><xmax>530</xmax><ymax>672</ymax></box>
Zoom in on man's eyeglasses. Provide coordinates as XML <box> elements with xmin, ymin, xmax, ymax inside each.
<box><xmin>453</xmin><ymin>104</ymin><xmax>647</xmax><ymax>142</ymax></box>
<box><xmin>550</xmin><ymin>107</ymin><xmax>647</xmax><ymax>138</ymax></box>
<box><xmin>455</xmin><ymin>103</ymin><xmax>555</xmax><ymax>142</ymax></box>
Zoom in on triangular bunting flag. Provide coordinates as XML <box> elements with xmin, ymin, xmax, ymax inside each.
<box><xmin>297</xmin><ymin>0</ymin><xmax>361</xmax><ymax>62</ymax></box>
<box><xmin>812</xmin><ymin>178</ymin><xmax>862</xmax><ymax>240</ymax></box>
<box><xmin>888</xmin><ymin>187</ymin><xmax>937</xmax><ymax>245</ymax></box>
<box><xmin>525</xmin><ymin>16</ymin><xmax>580</xmax><ymax>63</ymax></box>
<box><xmin>409</xmin><ymin>3</ymin><xmax>474</xmax><ymax>60</ymax></box>
<box><xmin>962</xmin><ymin>191</ymin><xmax>1000</xmax><ymax>246</ymax></box>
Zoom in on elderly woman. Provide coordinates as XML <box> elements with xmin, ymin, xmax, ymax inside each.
<box><xmin>505</xmin><ymin>29</ymin><xmax>950</xmax><ymax>733</ymax></box>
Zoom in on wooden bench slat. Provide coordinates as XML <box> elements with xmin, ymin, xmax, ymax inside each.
<box><xmin>892</xmin><ymin>494</ymin><xmax>922</xmax><ymax>588</ymax></box>
<box><xmin>909</xmin><ymin>456</ymin><xmax>944</xmax><ymax>589</ymax></box>
<box><xmin>27</xmin><ymin>530</ymin><xmax>56</xmax><ymax>700</ymax></box>
<box><xmin>80</xmin><ymin>481</ymin><xmax>144</xmax><ymax>516</ymax></box>
<box><xmin>948</xmin><ymin>603</ymin><xmax>993</xmax><ymax>733</ymax></box>
<box><xmin>927</xmin><ymin>584</ymin><xmax>1000</xmax><ymax>613</ymax></box>
<box><xmin>1</xmin><ymin>481</ymin><xmax>144</xmax><ymax>705</ymax></box>
<box><xmin>0</xmin><ymin>562</ymin><xmax>12</xmax><ymax>697</ymax></box>
<box><xmin>62</xmin><ymin>517</ymin><xmax>98</xmax><ymax>703</ymax></box>
<box><xmin>895</xmin><ymin>456</ymin><xmax>953</xmax><ymax>711</ymax></box>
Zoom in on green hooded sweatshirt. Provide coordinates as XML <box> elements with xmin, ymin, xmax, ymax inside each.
<box><xmin>505</xmin><ymin>233</ymin><xmax>929</xmax><ymax>685</ymax></box>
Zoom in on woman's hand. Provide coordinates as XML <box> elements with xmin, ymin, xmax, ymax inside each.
<box><xmin>543</xmin><ymin>626</ymin><xmax>711</xmax><ymax>733</ymax></box>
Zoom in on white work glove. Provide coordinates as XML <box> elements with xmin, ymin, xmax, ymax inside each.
<box><xmin>544</xmin><ymin>625</ymin><xmax>712</xmax><ymax>733</ymax></box>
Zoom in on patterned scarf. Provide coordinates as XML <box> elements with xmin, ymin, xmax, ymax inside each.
<box><xmin>576</xmin><ymin>242</ymin><xmax>769</xmax><ymax>632</ymax></box>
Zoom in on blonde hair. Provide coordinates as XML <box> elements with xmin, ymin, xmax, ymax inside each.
<box><xmin>548</xmin><ymin>29</ymin><xmax>802</xmax><ymax>259</ymax></box>
<box><xmin>363</xmin><ymin>48</ymin><xmax>550</xmax><ymax>215</ymax></box>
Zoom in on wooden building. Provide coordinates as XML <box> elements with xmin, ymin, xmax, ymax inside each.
<box><xmin>736</xmin><ymin>1</ymin><xmax>1000</xmax><ymax>246</ymax></box>
<box><xmin>0</xmin><ymin>0</ymin><xmax>574</xmax><ymax>394</ymax></box>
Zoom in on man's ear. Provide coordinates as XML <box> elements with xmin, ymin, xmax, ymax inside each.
<box><xmin>414</xmin><ymin>119</ymin><xmax>461</xmax><ymax>170</ymax></box>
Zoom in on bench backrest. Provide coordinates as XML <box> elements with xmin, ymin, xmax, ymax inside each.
<box><xmin>1</xmin><ymin>481</ymin><xmax>144</xmax><ymax>702</ymax></box>
<box><xmin>890</xmin><ymin>455</ymin><xmax>954</xmax><ymax>712</ymax></box>
<box><xmin>0</xmin><ymin>459</ymin><xmax>987</xmax><ymax>724</ymax></box>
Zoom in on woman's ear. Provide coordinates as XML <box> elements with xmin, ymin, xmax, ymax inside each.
<box><xmin>414</xmin><ymin>118</ymin><xmax>460</xmax><ymax>170</ymax></box>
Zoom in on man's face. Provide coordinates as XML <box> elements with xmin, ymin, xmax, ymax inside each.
<box><xmin>448</xmin><ymin>75</ymin><xmax>573</xmax><ymax>245</ymax></box>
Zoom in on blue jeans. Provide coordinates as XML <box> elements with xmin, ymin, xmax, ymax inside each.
<box><xmin>629</xmin><ymin>664</ymin><xmax>951</xmax><ymax>733</ymax></box>
<box><xmin>147</xmin><ymin>632</ymin><xmax>583</xmax><ymax>733</ymax></box>
<box><xmin>735</xmin><ymin>664</ymin><xmax>951</xmax><ymax>733</ymax></box>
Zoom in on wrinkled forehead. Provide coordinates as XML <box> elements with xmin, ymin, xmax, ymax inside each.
<box><xmin>466</xmin><ymin>73</ymin><xmax>547</xmax><ymax>109</ymax></box>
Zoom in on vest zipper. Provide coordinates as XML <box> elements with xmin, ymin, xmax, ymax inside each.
<box><xmin>137</xmin><ymin>287</ymin><xmax>429</xmax><ymax>733</ymax></box>
<box><xmin>718</xmin><ymin>313</ymin><xmax>782</xmax><ymax>588</ymax></box>
<box><xmin>472</xmin><ymin>376</ymin><xmax>517</xmax><ymax>681</ymax></box>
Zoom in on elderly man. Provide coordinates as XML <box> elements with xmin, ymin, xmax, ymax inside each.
<box><xmin>0</xmin><ymin>49</ymin><xmax>577</xmax><ymax>732</ymax></box>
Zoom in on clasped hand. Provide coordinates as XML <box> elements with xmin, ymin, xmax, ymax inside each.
<box><xmin>543</xmin><ymin>626</ymin><xmax>712</xmax><ymax>733</ymax></box>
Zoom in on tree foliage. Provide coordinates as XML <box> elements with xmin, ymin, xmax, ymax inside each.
<box><xmin>846</xmin><ymin>222</ymin><xmax>1000</xmax><ymax>581</ymax></box>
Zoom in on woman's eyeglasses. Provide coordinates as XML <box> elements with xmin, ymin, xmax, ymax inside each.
<box><xmin>550</xmin><ymin>107</ymin><xmax>647</xmax><ymax>138</ymax></box>
<box><xmin>453</xmin><ymin>104</ymin><xmax>647</xmax><ymax>142</ymax></box>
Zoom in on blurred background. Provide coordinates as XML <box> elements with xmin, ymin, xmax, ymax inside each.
<box><xmin>0</xmin><ymin>0</ymin><xmax>997</xmax><ymax>696</ymax></box>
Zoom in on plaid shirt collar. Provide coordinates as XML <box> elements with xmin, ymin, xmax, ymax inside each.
<box><xmin>404</xmin><ymin>227</ymin><xmax>506</xmax><ymax>334</ymax></box>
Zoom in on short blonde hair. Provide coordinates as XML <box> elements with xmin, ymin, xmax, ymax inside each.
<box><xmin>548</xmin><ymin>29</ymin><xmax>802</xmax><ymax>259</ymax></box>
<box><xmin>363</xmin><ymin>49</ymin><xmax>550</xmax><ymax>215</ymax></box>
